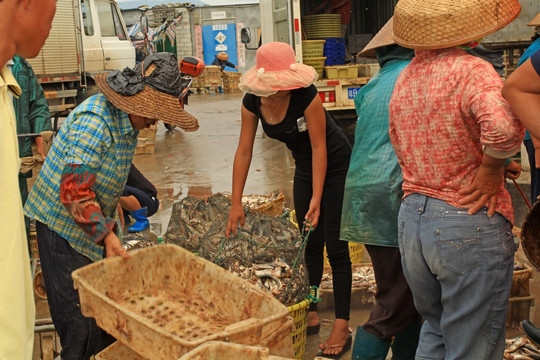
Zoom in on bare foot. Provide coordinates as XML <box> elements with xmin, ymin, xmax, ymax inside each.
<box><xmin>319</xmin><ymin>319</ymin><xmax>351</xmax><ymax>356</ymax></box>
<box><xmin>307</xmin><ymin>310</ymin><xmax>319</xmax><ymax>327</ymax></box>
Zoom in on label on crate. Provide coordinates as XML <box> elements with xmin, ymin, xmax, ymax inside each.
<box><xmin>348</xmin><ymin>87</ymin><xmax>362</xmax><ymax>99</ymax></box>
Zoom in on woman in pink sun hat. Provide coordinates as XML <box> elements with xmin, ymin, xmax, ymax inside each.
<box><xmin>226</xmin><ymin>41</ymin><xmax>353</xmax><ymax>358</ymax></box>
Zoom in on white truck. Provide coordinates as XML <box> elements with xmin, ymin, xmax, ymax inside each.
<box><xmin>27</xmin><ymin>0</ymin><xmax>135</xmax><ymax>116</ymax></box>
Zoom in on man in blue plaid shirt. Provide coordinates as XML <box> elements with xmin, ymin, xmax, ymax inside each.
<box><xmin>25</xmin><ymin>52</ymin><xmax>198</xmax><ymax>360</ymax></box>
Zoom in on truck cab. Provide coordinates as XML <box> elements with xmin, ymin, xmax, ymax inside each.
<box><xmin>80</xmin><ymin>0</ymin><xmax>135</xmax><ymax>72</ymax></box>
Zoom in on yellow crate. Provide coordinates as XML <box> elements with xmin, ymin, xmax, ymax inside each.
<box><xmin>324</xmin><ymin>65</ymin><xmax>359</xmax><ymax>79</ymax></box>
<box><xmin>324</xmin><ymin>242</ymin><xmax>364</xmax><ymax>266</ymax></box>
<box><xmin>358</xmin><ymin>63</ymin><xmax>380</xmax><ymax>77</ymax></box>
<box><xmin>302</xmin><ymin>40</ymin><xmax>326</xmax><ymax>58</ymax></box>
<box><xmin>303</xmin><ymin>57</ymin><xmax>326</xmax><ymax>79</ymax></box>
<box><xmin>287</xmin><ymin>298</ymin><xmax>310</xmax><ymax>360</ymax></box>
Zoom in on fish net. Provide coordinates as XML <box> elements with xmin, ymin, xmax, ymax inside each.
<box><xmin>164</xmin><ymin>193</ymin><xmax>310</xmax><ymax>306</ymax></box>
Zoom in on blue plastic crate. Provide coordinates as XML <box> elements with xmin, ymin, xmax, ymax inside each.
<box><xmin>323</xmin><ymin>37</ymin><xmax>346</xmax><ymax>65</ymax></box>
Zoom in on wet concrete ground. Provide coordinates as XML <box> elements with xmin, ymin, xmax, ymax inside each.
<box><xmin>32</xmin><ymin>91</ymin><xmax>540</xmax><ymax>359</ymax></box>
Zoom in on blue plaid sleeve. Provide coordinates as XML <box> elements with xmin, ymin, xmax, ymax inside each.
<box><xmin>63</xmin><ymin>111</ymin><xmax>111</xmax><ymax>169</ymax></box>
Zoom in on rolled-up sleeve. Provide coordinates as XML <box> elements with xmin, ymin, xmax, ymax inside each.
<box><xmin>464</xmin><ymin>63</ymin><xmax>524</xmax><ymax>158</ymax></box>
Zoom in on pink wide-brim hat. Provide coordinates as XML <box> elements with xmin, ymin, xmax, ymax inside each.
<box><xmin>239</xmin><ymin>42</ymin><xmax>318</xmax><ymax>97</ymax></box>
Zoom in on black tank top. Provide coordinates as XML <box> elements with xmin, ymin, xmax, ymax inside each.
<box><xmin>242</xmin><ymin>85</ymin><xmax>351</xmax><ymax>180</ymax></box>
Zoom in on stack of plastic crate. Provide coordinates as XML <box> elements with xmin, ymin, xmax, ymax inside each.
<box><xmin>301</xmin><ymin>40</ymin><xmax>326</xmax><ymax>79</ymax></box>
<box><xmin>323</xmin><ymin>37</ymin><xmax>346</xmax><ymax>66</ymax></box>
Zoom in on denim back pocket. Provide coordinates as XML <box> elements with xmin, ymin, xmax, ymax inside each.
<box><xmin>436</xmin><ymin>226</ymin><xmax>481</xmax><ymax>274</ymax></box>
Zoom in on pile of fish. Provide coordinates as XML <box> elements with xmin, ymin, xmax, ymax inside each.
<box><xmin>505</xmin><ymin>335</ymin><xmax>540</xmax><ymax>359</ymax></box>
<box><xmin>320</xmin><ymin>265</ymin><xmax>377</xmax><ymax>294</ymax></box>
<box><xmin>228</xmin><ymin>257</ymin><xmax>309</xmax><ymax>305</ymax></box>
<box><xmin>164</xmin><ymin>193</ymin><xmax>310</xmax><ymax>306</ymax></box>
<box><xmin>121</xmin><ymin>233</ymin><xmax>156</xmax><ymax>251</ymax></box>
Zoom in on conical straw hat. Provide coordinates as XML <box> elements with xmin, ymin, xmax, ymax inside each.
<box><xmin>527</xmin><ymin>12</ymin><xmax>540</xmax><ymax>27</ymax></box>
<box><xmin>393</xmin><ymin>0</ymin><xmax>521</xmax><ymax>50</ymax></box>
<box><xmin>358</xmin><ymin>17</ymin><xmax>395</xmax><ymax>58</ymax></box>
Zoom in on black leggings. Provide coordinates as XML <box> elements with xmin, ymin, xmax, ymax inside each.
<box><xmin>294</xmin><ymin>175</ymin><xmax>351</xmax><ymax>320</ymax></box>
<box><xmin>122</xmin><ymin>185</ymin><xmax>159</xmax><ymax>216</ymax></box>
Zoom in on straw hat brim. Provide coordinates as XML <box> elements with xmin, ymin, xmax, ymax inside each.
<box><xmin>520</xmin><ymin>200</ymin><xmax>540</xmax><ymax>269</ymax></box>
<box><xmin>393</xmin><ymin>0</ymin><xmax>522</xmax><ymax>50</ymax></box>
<box><xmin>527</xmin><ymin>12</ymin><xmax>540</xmax><ymax>27</ymax></box>
<box><xmin>217</xmin><ymin>53</ymin><xmax>229</xmax><ymax>61</ymax></box>
<box><xmin>358</xmin><ymin>17</ymin><xmax>395</xmax><ymax>58</ymax></box>
<box><xmin>95</xmin><ymin>73</ymin><xmax>199</xmax><ymax>132</ymax></box>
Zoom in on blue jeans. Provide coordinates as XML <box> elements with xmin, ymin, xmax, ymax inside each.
<box><xmin>36</xmin><ymin>222</ymin><xmax>115</xmax><ymax>360</ymax></box>
<box><xmin>398</xmin><ymin>194</ymin><xmax>515</xmax><ymax>360</ymax></box>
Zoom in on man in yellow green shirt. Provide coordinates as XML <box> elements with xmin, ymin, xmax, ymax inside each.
<box><xmin>0</xmin><ymin>0</ymin><xmax>57</xmax><ymax>359</ymax></box>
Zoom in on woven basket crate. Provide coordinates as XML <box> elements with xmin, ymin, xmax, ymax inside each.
<box><xmin>302</xmin><ymin>57</ymin><xmax>326</xmax><ymax>79</ymax></box>
<box><xmin>223</xmin><ymin>83</ymin><xmax>240</xmax><ymax>93</ymax></box>
<box><xmin>242</xmin><ymin>193</ymin><xmax>286</xmax><ymax>216</ymax></box>
<box><xmin>190</xmin><ymin>75</ymin><xmax>203</xmax><ymax>89</ymax></box>
<box><xmin>201</xmin><ymin>65</ymin><xmax>222</xmax><ymax>87</ymax></box>
<box><xmin>73</xmin><ymin>244</ymin><xmax>293</xmax><ymax>359</ymax></box>
<box><xmin>222</xmin><ymin>71</ymin><xmax>242</xmax><ymax>83</ymax></box>
<box><xmin>302</xmin><ymin>40</ymin><xmax>326</xmax><ymax>58</ymax></box>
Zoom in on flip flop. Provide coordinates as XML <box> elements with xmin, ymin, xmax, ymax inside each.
<box><xmin>307</xmin><ymin>323</ymin><xmax>320</xmax><ymax>335</ymax></box>
<box><xmin>316</xmin><ymin>333</ymin><xmax>352</xmax><ymax>359</ymax></box>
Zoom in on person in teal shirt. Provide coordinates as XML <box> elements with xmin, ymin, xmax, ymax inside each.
<box><xmin>519</xmin><ymin>12</ymin><xmax>540</xmax><ymax>205</ymax></box>
<box><xmin>339</xmin><ymin>18</ymin><xmax>422</xmax><ymax>359</ymax></box>
<box><xmin>10</xmin><ymin>55</ymin><xmax>51</xmax><ymax>206</ymax></box>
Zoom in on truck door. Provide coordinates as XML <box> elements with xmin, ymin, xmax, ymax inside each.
<box><xmin>80</xmin><ymin>0</ymin><xmax>104</xmax><ymax>72</ymax></box>
<box><xmin>95</xmin><ymin>0</ymin><xmax>135</xmax><ymax>70</ymax></box>
<box><xmin>259</xmin><ymin>0</ymin><xmax>302</xmax><ymax>58</ymax></box>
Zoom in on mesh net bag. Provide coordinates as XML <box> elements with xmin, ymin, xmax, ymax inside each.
<box><xmin>164</xmin><ymin>193</ymin><xmax>310</xmax><ymax>306</ymax></box>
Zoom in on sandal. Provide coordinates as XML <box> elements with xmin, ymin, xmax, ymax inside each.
<box><xmin>316</xmin><ymin>333</ymin><xmax>352</xmax><ymax>359</ymax></box>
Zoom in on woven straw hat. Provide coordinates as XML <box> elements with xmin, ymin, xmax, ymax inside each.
<box><xmin>96</xmin><ymin>53</ymin><xmax>199</xmax><ymax>132</ymax></box>
<box><xmin>527</xmin><ymin>12</ymin><xmax>540</xmax><ymax>27</ymax></box>
<box><xmin>217</xmin><ymin>52</ymin><xmax>229</xmax><ymax>61</ymax></box>
<box><xmin>239</xmin><ymin>42</ymin><xmax>318</xmax><ymax>97</ymax></box>
<box><xmin>358</xmin><ymin>17</ymin><xmax>395</xmax><ymax>58</ymax></box>
<box><xmin>393</xmin><ymin>0</ymin><xmax>521</xmax><ymax>50</ymax></box>
<box><xmin>521</xmin><ymin>200</ymin><xmax>540</xmax><ymax>268</ymax></box>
